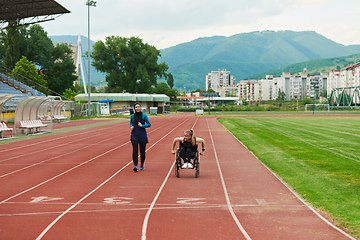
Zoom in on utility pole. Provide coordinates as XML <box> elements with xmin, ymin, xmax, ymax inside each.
<box><xmin>86</xmin><ymin>0</ymin><xmax>96</xmax><ymax>116</ymax></box>
<box><xmin>208</xmin><ymin>82</ymin><xmax>211</xmax><ymax>115</ymax></box>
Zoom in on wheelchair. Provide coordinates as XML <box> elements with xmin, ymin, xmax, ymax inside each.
<box><xmin>174</xmin><ymin>148</ymin><xmax>200</xmax><ymax>178</ymax></box>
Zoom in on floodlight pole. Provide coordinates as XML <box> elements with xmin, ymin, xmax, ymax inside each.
<box><xmin>208</xmin><ymin>82</ymin><xmax>211</xmax><ymax>115</ymax></box>
<box><xmin>86</xmin><ymin>0</ymin><xmax>96</xmax><ymax>117</ymax></box>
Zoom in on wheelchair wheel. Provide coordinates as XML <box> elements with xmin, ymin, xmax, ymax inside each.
<box><xmin>175</xmin><ymin>149</ymin><xmax>181</xmax><ymax>178</ymax></box>
<box><xmin>194</xmin><ymin>152</ymin><xmax>200</xmax><ymax>178</ymax></box>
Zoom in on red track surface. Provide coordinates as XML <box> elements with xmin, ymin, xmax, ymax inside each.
<box><xmin>0</xmin><ymin>114</ymin><xmax>355</xmax><ymax>240</ymax></box>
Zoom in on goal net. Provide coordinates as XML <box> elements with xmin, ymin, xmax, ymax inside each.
<box><xmin>305</xmin><ymin>104</ymin><xmax>330</xmax><ymax>112</ymax></box>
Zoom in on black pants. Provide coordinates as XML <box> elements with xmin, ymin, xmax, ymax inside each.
<box><xmin>131</xmin><ymin>140</ymin><xmax>147</xmax><ymax>166</ymax></box>
<box><xmin>179</xmin><ymin>147</ymin><xmax>195</xmax><ymax>163</ymax></box>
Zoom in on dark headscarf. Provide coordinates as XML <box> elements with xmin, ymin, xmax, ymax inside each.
<box><xmin>134</xmin><ymin>103</ymin><xmax>142</xmax><ymax>123</ymax></box>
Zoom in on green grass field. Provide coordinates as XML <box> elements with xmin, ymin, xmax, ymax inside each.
<box><xmin>218</xmin><ymin>116</ymin><xmax>360</xmax><ymax>238</ymax></box>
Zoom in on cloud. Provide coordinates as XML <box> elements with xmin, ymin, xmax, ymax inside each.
<box><xmin>41</xmin><ymin>0</ymin><xmax>360</xmax><ymax>49</ymax></box>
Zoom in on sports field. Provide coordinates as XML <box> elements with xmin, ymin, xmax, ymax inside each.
<box><xmin>0</xmin><ymin>113</ymin><xmax>358</xmax><ymax>239</ymax></box>
<box><xmin>218</xmin><ymin>116</ymin><xmax>360</xmax><ymax>238</ymax></box>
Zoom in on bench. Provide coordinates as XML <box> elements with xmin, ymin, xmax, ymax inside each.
<box><xmin>0</xmin><ymin>122</ymin><xmax>13</xmax><ymax>138</ymax></box>
<box><xmin>38</xmin><ymin>115</ymin><xmax>52</xmax><ymax>121</ymax></box>
<box><xmin>53</xmin><ymin>115</ymin><xmax>68</xmax><ymax>123</ymax></box>
<box><xmin>19</xmin><ymin>120</ymin><xmax>47</xmax><ymax>135</ymax></box>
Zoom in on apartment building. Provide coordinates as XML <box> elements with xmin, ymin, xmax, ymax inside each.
<box><xmin>272</xmin><ymin>72</ymin><xmax>291</xmax><ymax>100</ymax></box>
<box><xmin>354</xmin><ymin>66</ymin><xmax>360</xmax><ymax>86</ymax></box>
<box><xmin>206</xmin><ymin>70</ymin><xmax>236</xmax><ymax>93</ymax></box>
<box><xmin>220</xmin><ymin>86</ymin><xmax>238</xmax><ymax>97</ymax></box>
<box><xmin>270</xmin><ymin>71</ymin><xmax>328</xmax><ymax>100</ymax></box>
<box><xmin>328</xmin><ymin>70</ymin><xmax>340</xmax><ymax>93</ymax></box>
<box><xmin>211</xmin><ymin>62</ymin><xmax>360</xmax><ymax>103</ymax></box>
<box><xmin>341</xmin><ymin>63</ymin><xmax>360</xmax><ymax>87</ymax></box>
<box><xmin>258</xmin><ymin>75</ymin><xmax>273</xmax><ymax>100</ymax></box>
<box><xmin>237</xmin><ymin>80</ymin><xmax>259</xmax><ymax>101</ymax></box>
<box><xmin>327</xmin><ymin>63</ymin><xmax>360</xmax><ymax>94</ymax></box>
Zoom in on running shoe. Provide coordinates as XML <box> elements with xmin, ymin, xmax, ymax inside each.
<box><xmin>140</xmin><ymin>163</ymin><xmax>145</xmax><ymax>170</ymax></box>
<box><xmin>182</xmin><ymin>163</ymin><xmax>188</xmax><ymax>168</ymax></box>
<box><xmin>133</xmin><ymin>166</ymin><xmax>138</xmax><ymax>172</ymax></box>
<box><xmin>187</xmin><ymin>162</ymin><xmax>193</xmax><ymax>168</ymax></box>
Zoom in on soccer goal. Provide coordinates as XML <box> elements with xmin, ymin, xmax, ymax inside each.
<box><xmin>305</xmin><ymin>104</ymin><xmax>330</xmax><ymax>112</ymax></box>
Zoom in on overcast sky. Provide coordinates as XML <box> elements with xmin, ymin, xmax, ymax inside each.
<box><xmin>40</xmin><ymin>0</ymin><xmax>360</xmax><ymax>49</ymax></box>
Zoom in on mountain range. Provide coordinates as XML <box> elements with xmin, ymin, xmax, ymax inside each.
<box><xmin>50</xmin><ymin>31</ymin><xmax>360</xmax><ymax>91</ymax></box>
<box><xmin>160</xmin><ymin>30</ymin><xmax>360</xmax><ymax>90</ymax></box>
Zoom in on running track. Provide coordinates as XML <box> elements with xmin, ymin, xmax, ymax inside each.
<box><xmin>0</xmin><ymin>114</ymin><xmax>355</xmax><ymax>240</ymax></box>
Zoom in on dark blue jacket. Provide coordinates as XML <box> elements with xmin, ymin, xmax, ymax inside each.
<box><xmin>130</xmin><ymin>113</ymin><xmax>151</xmax><ymax>143</ymax></box>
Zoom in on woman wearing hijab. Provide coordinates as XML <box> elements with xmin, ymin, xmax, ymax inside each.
<box><xmin>130</xmin><ymin>103</ymin><xmax>151</xmax><ymax>171</ymax></box>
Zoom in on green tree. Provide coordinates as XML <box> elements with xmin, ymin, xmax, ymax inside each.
<box><xmin>153</xmin><ymin>82</ymin><xmax>170</xmax><ymax>94</ymax></box>
<box><xmin>47</xmin><ymin>43</ymin><xmax>77</xmax><ymax>94</ymax></box>
<box><xmin>63</xmin><ymin>88</ymin><xmax>78</xmax><ymax>101</ymax></box>
<box><xmin>166</xmin><ymin>88</ymin><xmax>179</xmax><ymax>101</ymax></box>
<box><xmin>3</xmin><ymin>22</ymin><xmax>24</xmax><ymax>69</ymax></box>
<box><xmin>167</xmin><ymin>73</ymin><xmax>174</xmax><ymax>89</ymax></box>
<box><xmin>11</xmin><ymin>56</ymin><xmax>47</xmax><ymax>89</ymax></box>
<box><xmin>321</xmin><ymin>89</ymin><xmax>327</xmax><ymax>98</ymax></box>
<box><xmin>276</xmin><ymin>89</ymin><xmax>286</xmax><ymax>100</ymax></box>
<box><xmin>152</xmin><ymin>82</ymin><xmax>179</xmax><ymax>101</ymax></box>
<box><xmin>191</xmin><ymin>88</ymin><xmax>203</xmax><ymax>93</ymax></box>
<box><xmin>0</xmin><ymin>31</ymin><xmax>5</xmax><ymax>60</ymax></box>
<box><xmin>91</xmin><ymin>36</ymin><xmax>169</xmax><ymax>93</ymax></box>
<box><xmin>302</xmin><ymin>97</ymin><xmax>313</xmax><ymax>105</ymax></box>
<box><xmin>27</xmin><ymin>25</ymin><xmax>54</xmax><ymax>70</ymax></box>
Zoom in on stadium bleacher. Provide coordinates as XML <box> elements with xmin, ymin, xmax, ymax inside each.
<box><xmin>0</xmin><ymin>72</ymin><xmax>46</xmax><ymax>97</ymax></box>
<box><xmin>0</xmin><ymin>72</ymin><xmax>46</xmax><ymax>111</ymax></box>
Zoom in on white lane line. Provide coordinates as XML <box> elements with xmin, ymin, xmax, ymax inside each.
<box><xmin>0</xmin><ymin>120</ymin><xmax>168</xmax><ymax>177</ymax></box>
<box><xmin>141</xmin><ymin>161</ymin><xmax>175</xmax><ymax>240</ymax></box>
<box><xmin>3</xmin><ymin>204</ymin><xmax>259</xmax><ymax>217</ymax></box>
<box><xmin>36</xmin><ymin>117</ymin><xmax>189</xmax><ymax>240</ymax></box>
<box><xmin>4</xmin><ymin>201</ymin><xmax>286</xmax><ymax>208</ymax></box>
<box><xmin>0</xmin><ymin>130</ymin><xmax>127</xmax><ymax>178</ymax></box>
<box><xmin>0</xmin><ymin>125</ymin><xmax>116</xmax><ymax>153</ymax></box>
<box><xmin>0</xmin><ymin>142</ymin><xmax>129</xmax><ymax>205</ymax></box>
<box><xmin>226</xmin><ymin>130</ymin><xmax>357</xmax><ymax>240</ymax></box>
<box><xmin>206</xmin><ymin>117</ymin><xmax>252</xmax><ymax>240</ymax></box>
<box><xmin>0</xmin><ymin>140</ymin><xmax>131</xmax><ymax>206</ymax></box>
<box><xmin>141</xmin><ymin>118</ymin><xmax>196</xmax><ymax>240</ymax></box>
<box><xmin>0</xmin><ymin>126</ymin><xmax>127</xmax><ymax>163</ymax></box>
<box><xmin>35</xmin><ymin>161</ymin><xmax>132</xmax><ymax>240</ymax></box>
<box><xmin>0</xmin><ymin>119</ymin><xmax>176</xmax><ymax>202</ymax></box>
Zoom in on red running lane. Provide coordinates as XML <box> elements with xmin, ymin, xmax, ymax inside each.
<box><xmin>0</xmin><ymin>114</ymin><xmax>188</xmax><ymax>239</ymax></box>
<box><xmin>0</xmin><ymin>114</ymin><xmax>355</xmax><ymax>240</ymax></box>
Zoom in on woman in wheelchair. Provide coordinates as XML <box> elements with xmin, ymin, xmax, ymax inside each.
<box><xmin>171</xmin><ymin>129</ymin><xmax>205</xmax><ymax>168</ymax></box>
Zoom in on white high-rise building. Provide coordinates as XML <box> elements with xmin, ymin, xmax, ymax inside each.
<box><xmin>328</xmin><ymin>70</ymin><xmax>340</xmax><ymax>93</ymax></box>
<box><xmin>237</xmin><ymin>80</ymin><xmax>259</xmax><ymax>101</ymax></box>
<box><xmin>258</xmin><ymin>75</ymin><xmax>273</xmax><ymax>100</ymax></box>
<box><xmin>354</xmin><ymin>66</ymin><xmax>360</xmax><ymax>86</ymax></box>
<box><xmin>206</xmin><ymin>70</ymin><xmax>236</xmax><ymax>93</ymax></box>
<box><xmin>340</xmin><ymin>63</ymin><xmax>360</xmax><ymax>88</ymax></box>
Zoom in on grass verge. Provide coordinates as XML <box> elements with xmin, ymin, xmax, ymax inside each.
<box><xmin>218</xmin><ymin>116</ymin><xmax>360</xmax><ymax>238</ymax></box>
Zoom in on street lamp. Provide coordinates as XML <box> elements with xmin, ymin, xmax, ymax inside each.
<box><xmin>184</xmin><ymin>87</ymin><xmax>186</xmax><ymax>112</ymax></box>
<box><xmin>86</xmin><ymin>0</ymin><xmax>96</xmax><ymax>116</ymax></box>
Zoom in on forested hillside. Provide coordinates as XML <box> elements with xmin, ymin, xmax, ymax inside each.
<box><xmin>50</xmin><ymin>31</ymin><xmax>360</xmax><ymax>91</ymax></box>
<box><xmin>160</xmin><ymin>30</ymin><xmax>360</xmax><ymax>90</ymax></box>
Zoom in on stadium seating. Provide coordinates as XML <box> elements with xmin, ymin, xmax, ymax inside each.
<box><xmin>0</xmin><ymin>72</ymin><xmax>46</xmax><ymax>97</ymax></box>
<box><xmin>0</xmin><ymin>122</ymin><xmax>13</xmax><ymax>138</ymax></box>
<box><xmin>53</xmin><ymin>115</ymin><xmax>68</xmax><ymax>123</ymax></box>
<box><xmin>19</xmin><ymin>120</ymin><xmax>47</xmax><ymax>135</ymax></box>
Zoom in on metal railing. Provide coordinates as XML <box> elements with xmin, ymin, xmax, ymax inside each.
<box><xmin>0</xmin><ymin>63</ymin><xmax>66</xmax><ymax>99</ymax></box>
